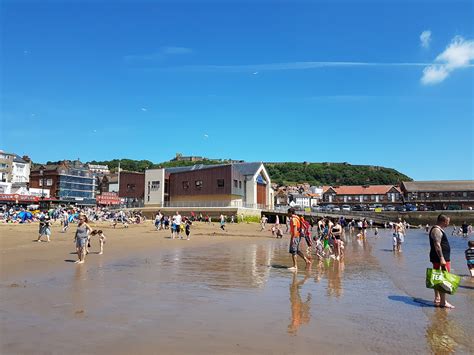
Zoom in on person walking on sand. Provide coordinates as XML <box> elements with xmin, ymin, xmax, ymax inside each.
<box><xmin>62</xmin><ymin>210</ymin><xmax>70</xmax><ymax>233</ymax></box>
<box><xmin>220</xmin><ymin>214</ymin><xmax>226</xmax><ymax>231</ymax></box>
<box><xmin>260</xmin><ymin>215</ymin><xmax>268</xmax><ymax>232</ymax></box>
<box><xmin>37</xmin><ymin>215</ymin><xmax>52</xmax><ymax>242</ymax></box>
<box><xmin>429</xmin><ymin>214</ymin><xmax>454</xmax><ymax>309</ymax></box>
<box><xmin>287</xmin><ymin>208</ymin><xmax>311</xmax><ymax>271</ymax></box>
<box><xmin>74</xmin><ymin>214</ymin><xmax>92</xmax><ymax>264</ymax></box>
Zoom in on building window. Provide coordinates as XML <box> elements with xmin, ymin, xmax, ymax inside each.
<box><xmin>195</xmin><ymin>180</ymin><xmax>202</xmax><ymax>189</ymax></box>
<box><xmin>234</xmin><ymin>179</ymin><xmax>238</xmax><ymax>188</ymax></box>
<box><xmin>46</xmin><ymin>179</ymin><xmax>53</xmax><ymax>186</ymax></box>
<box><xmin>370</xmin><ymin>196</ymin><xmax>375</xmax><ymax>201</ymax></box>
<box><xmin>217</xmin><ymin>179</ymin><xmax>224</xmax><ymax>188</ymax></box>
<box><xmin>348</xmin><ymin>196</ymin><xmax>352</xmax><ymax>201</ymax></box>
<box><xmin>363</xmin><ymin>196</ymin><xmax>368</xmax><ymax>201</ymax></box>
<box><xmin>151</xmin><ymin>181</ymin><xmax>160</xmax><ymax>191</ymax></box>
<box><xmin>239</xmin><ymin>181</ymin><xmax>242</xmax><ymax>189</ymax></box>
<box><xmin>183</xmin><ymin>181</ymin><xmax>189</xmax><ymax>190</ymax></box>
<box><xmin>463</xmin><ymin>192</ymin><xmax>467</xmax><ymax>197</ymax></box>
<box><xmin>39</xmin><ymin>179</ymin><xmax>43</xmax><ymax>186</ymax></box>
<box><xmin>127</xmin><ymin>184</ymin><xmax>136</xmax><ymax>192</ymax></box>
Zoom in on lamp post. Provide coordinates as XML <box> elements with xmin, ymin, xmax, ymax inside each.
<box><xmin>39</xmin><ymin>167</ymin><xmax>45</xmax><ymax>201</ymax></box>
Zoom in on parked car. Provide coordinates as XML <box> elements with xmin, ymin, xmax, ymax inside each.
<box><xmin>326</xmin><ymin>204</ymin><xmax>337</xmax><ymax>212</ymax></box>
<box><xmin>320</xmin><ymin>205</ymin><xmax>332</xmax><ymax>212</ymax></box>
<box><xmin>404</xmin><ymin>204</ymin><xmax>418</xmax><ymax>212</ymax></box>
<box><xmin>395</xmin><ymin>205</ymin><xmax>406</xmax><ymax>212</ymax></box>
<box><xmin>373</xmin><ymin>204</ymin><xmax>383</xmax><ymax>210</ymax></box>
<box><xmin>332</xmin><ymin>206</ymin><xmax>341</xmax><ymax>212</ymax></box>
<box><xmin>341</xmin><ymin>204</ymin><xmax>351</xmax><ymax>211</ymax></box>
<box><xmin>384</xmin><ymin>205</ymin><xmax>396</xmax><ymax>211</ymax></box>
<box><xmin>311</xmin><ymin>206</ymin><xmax>322</xmax><ymax>212</ymax></box>
<box><xmin>352</xmin><ymin>204</ymin><xmax>368</xmax><ymax>211</ymax></box>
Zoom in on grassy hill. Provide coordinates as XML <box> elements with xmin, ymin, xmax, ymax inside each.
<box><xmin>86</xmin><ymin>159</ymin><xmax>412</xmax><ymax>186</ymax></box>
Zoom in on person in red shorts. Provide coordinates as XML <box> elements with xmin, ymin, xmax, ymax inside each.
<box><xmin>429</xmin><ymin>214</ymin><xmax>454</xmax><ymax>309</ymax></box>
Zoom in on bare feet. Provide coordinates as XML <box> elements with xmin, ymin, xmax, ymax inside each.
<box><xmin>288</xmin><ymin>266</ymin><xmax>297</xmax><ymax>271</ymax></box>
<box><xmin>77</xmin><ymin>260</ymin><xmax>85</xmax><ymax>264</ymax></box>
<box><xmin>98</xmin><ymin>252</ymin><xmax>103</xmax><ymax>255</ymax></box>
<box><xmin>74</xmin><ymin>260</ymin><xmax>81</xmax><ymax>264</ymax></box>
<box><xmin>440</xmin><ymin>302</ymin><xmax>455</xmax><ymax>309</ymax></box>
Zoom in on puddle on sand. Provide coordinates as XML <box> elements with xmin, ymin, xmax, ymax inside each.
<box><xmin>1</xmin><ymin>232</ymin><xmax>472</xmax><ymax>354</ymax></box>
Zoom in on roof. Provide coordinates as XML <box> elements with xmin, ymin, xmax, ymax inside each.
<box><xmin>325</xmin><ymin>185</ymin><xmax>400</xmax><ymax>195</ymax></box>
<box><xmin>233</xmin><ymin>162</ymin><xmax>263</xmax><ymax>176</ymax></box>
<box><xmin>402</xmin><ymin>180</ymin><xmax>474</xmax><ymax>192</ymax></box>
<box><xmin>165</xmin><ymin>164</ymin><xmax>223</xmax><ymax>174</ymax></box>
<box><xmin>13</xmin><ymin>155</ymin><xmax>28</xmax><ymax>164</ymax></box>
<box><xmin>164</xmin><ymin>162</ymin><xmax>263</xmax><ymax>176</ymax></box>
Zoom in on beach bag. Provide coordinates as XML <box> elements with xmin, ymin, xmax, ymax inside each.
<box><xmin>426</xmin><ymin>268</ymin><xmax>461</xmax><ymax>295</ymax></box>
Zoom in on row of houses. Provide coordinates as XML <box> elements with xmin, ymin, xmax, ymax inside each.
<box><xmin>274</xmin><ymin>182</ymin><xmax>474</xmax><ymax>210</ymax></box>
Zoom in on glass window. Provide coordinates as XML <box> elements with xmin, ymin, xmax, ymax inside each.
<box><xmin>39</xmin><ymin>179</ymin><xmax>43</xmax><ymax>186</ymax></box>
<box><xmin>217</xmin><ymin>179</ymin><xmax>224</xmax><ymax>187</ymax></box>
<box><xmin>183</xmin><ymin>181</ymin><xmax>189</xmax><ymax>190</ymax></box>
<box><xmin>233</xmin><ymin>179</ymin><xmax>238</xmax><ymax>188</ymax></box>
<box><xmin>239</xmin><ymin>181</ymin><xmax>242</xmax><ymax>189</ymax></box>
<box><xmin>151</xmin><ymin>181</ymin><xmax>160</xmax><ymax>190</ymax></box>
<box><xmin>463</xmin><ymin>192</ymin><xmax>467</xmax><ymax>197</ymax></box>
<box><xmin>127</xmin><ymin>184</ymin><xmax>136</xmax><ymax>192</ymax></box>
<box><xmin>46</xmin><ymin>179</ymin><xmax>53</xmax><ymax>186</ymax></box>
<box><xmin>195</xmin><ymin>180</ymin><xmax>202</xmax><ymax>188</ymax></box>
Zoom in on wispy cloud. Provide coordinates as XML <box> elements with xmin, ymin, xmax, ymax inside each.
<box><xmin>124</xmin><ymin>46</ymin><xmax>192</xmax><ymax>64</ymax></box>
<box><xmin>420</xmin><ymin>30</ymin><xmax>432</xmax><ymax>49</ymax></box>
<box><xmin>421</xmin><ymin>36</ymin><xmax>474</xmax><ymax>85</ymax></box>
<box><xmin>162</xmin><ymin>46</ymin><xmax>193</xmax><ymax>55</ymax></box>
<box><xmin>157</xmin><ymin>61</ymin><xmax>429</xmax><ymax>73</ymax></box>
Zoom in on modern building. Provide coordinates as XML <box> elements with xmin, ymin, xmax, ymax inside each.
<box><xmin>118</xmin><ymin>171</ymin><xmax>145</xmax><ymax>207</ymax></box>
<box><xmin>30</xmin><ymin>160</ymin><xmax>96</xmax><ymax>205</ymax></box>
<box><xmin>145</xmin><ymin>162</ymin><xmax>273</xmax><ymax>209</ymax></box>
<box><xmin>322</xmin><ymin>185</ymin><xmax>402</xmax><ymax>205</ymax></box>
<box><xmin>400</xmin><ymin>180</ymin><xmax>474</xmax><ymax>210</ymax></box>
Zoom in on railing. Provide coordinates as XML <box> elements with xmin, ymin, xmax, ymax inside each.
<box><xmin>155</xmin><ymin>201</ymin><xmax>269</xmax><ymax>209</ymax></box>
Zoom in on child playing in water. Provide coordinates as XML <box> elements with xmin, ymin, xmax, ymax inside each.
<box><xmin>466</xmin><ymin>240</ymin><xmax>474</xmax><ymax>277</ymax></box>
<box><xmin>374</xmin><ymin>227</ymin><xmax>379</xmax><ymax>237</ymax></box>
<box><xmin>91</xmin><ymin>230</ymin><xmax>107</xmax><ymax>254</ymax></box>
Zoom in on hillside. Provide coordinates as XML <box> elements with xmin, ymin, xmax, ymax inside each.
<box><xmin>264</xmin><ymin>162</ymin><xmax>412</xmax><ymax>186</ymax></box>
<box><xmin>86</xmin><ymin>159</ymin><xmax>412</xmax><ymax>185</ymax></box>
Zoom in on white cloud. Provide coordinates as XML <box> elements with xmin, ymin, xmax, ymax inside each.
<box><xmin>421</xmin><ymin>36</ymin><xmax>474</xmax><ymax>85</ymax></box>
<box><xmin>420</xmin><ymin>30</ymin><xmax>432</xmax><ymax>48</ymax></box>
<box><xmin>203</xmin><ymin>134</ymin><xmax>209</xmax><ymax>139</ymax></box>
<box><xmin>141</xmin><ymin>107</ymin><xmax>147</xmax><ymax>112</ymax></box>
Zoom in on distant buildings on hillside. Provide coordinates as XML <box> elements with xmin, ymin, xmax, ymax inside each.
<box><xmin>0</xmin><ymin>150</ymin><xmax>472</xmax><ymax>210</ymax></box>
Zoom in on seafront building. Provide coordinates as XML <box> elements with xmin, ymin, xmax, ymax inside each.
<box><xmin>400</xmin><ymin>180</ymin><xmax>474</xmax><ymax>210</ymax></box>
<box><xmin>322</xmin><ymin>185</ymin><xmax>402</xmax><ymax>205</ymax></box>
<box><xmin>29</xmin><ymin>160</ymin><xmax>96</xmax><ymax>206</ymax></box>
<box><xmin>145</xmin><ymin>162</ymin><xmax>273</xmax><ymax>209</ymax></box>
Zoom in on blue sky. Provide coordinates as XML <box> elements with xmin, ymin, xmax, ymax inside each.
<box><xmin>1</xmin><ymin>0</ymin><xmax>473</xmax><ymax>181</ymax></box>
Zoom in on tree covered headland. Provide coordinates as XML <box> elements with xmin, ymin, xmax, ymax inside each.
<box><xmin>85</xmin><ymin>159</ymin><xmax>412</xmax><ymax>186</ymax></box>
<box><xmin>264</xmin><ymin>162</ymin><xmax>412</xmax><ymax>186</ymax></box>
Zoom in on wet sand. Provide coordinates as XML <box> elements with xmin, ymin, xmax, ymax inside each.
<box><xmin>1</xmin><ymin>222</ymin><xmax>473</xmax><ymax>354</ymax></box>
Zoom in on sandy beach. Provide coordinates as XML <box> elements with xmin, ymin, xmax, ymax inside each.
<box><xmin>1</xmin><ymin>221</ymin><xmax>473</xmax><ymax>354</ymax></box>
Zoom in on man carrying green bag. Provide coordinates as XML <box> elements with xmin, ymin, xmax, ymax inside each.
<box><xmin>426</xmin><ymin>267</ymin><xmax>461</xmax><ymax>295</ymax></box>
<box><xmin>427</xmin><ymin>214</ymin><xmax>456</xmax><ymax>309</ymax></box>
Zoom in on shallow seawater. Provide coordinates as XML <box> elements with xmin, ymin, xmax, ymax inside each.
<box><xmin>1</xmin><ymin>228</ymin><xmax>473</xmax><ymax>354</ymax></box>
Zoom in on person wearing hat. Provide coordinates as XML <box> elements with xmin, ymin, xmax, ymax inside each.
<box><xmin>37</xmin><ymin>214</ymin><xmax>52</xmax><ymax>242</ymax></box>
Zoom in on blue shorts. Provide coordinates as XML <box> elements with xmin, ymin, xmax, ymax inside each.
<box><xmin>289</xmin><ymin>238</ymin><xmax>300</xmax><ymax>255</ymax></box>
<box><xmin>76</xmin><ymin>238</ymin><xmax>87</xmax><ymax>248</ymax></box>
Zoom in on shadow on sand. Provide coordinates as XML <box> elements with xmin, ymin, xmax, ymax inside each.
<box><xmin>64</xmin><ymin>259</ymin><xmax>77</xmax><ymax>263</ymax></box>
<box><xmin>388</xmin><ymin>295</ymin><xmax>436</xmax><ymax>308</ymax></box>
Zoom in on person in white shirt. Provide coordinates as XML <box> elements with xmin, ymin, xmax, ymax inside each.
<box><xmin>174</xmin><ymin>212</ymin><xmax>182</xmax><ymax>239</ymax></box>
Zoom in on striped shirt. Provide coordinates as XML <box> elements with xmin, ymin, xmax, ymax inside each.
<box><xmin>466</xmin><ymin>248</ymin><xmax>474</xmax><ymax>264</ymax></box>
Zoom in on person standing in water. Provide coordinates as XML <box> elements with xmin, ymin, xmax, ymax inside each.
<box><xmin>74</xmin><ymin>214</ymin><xmax>92</xmax><ymax>264</ymax></box>
<box><xmin>429</xmin><ymin>214</ymin><xmax>454</xmax><ymax>309</ymax></box>
<box><xmin>287</xmin><ymin>208</ymin><xmax>311</xmax><ymax>271</ymax></box>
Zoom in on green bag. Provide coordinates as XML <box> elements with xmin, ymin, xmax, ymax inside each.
<box><xmin>426</xmin><ymin>268</ymin><xmax>461</xmax><ymax>295</ymax></box>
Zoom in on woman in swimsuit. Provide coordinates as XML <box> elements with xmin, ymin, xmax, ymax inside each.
<box><xmin>74</xmin><ymin>214</ymin><xmax>92</xmax><ymax>264</ymax></box>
